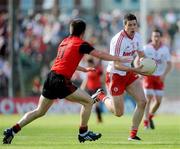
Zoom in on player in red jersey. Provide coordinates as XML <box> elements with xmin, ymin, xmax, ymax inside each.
<box><xmin>3</xmin><ymin>19</ymin><xmax>133</xmax><ymax>144</ymax></box>
<box><xmin>81</xmin><ymin>57</ymin><xmax>104</xmax><ymax>123</ymax></box>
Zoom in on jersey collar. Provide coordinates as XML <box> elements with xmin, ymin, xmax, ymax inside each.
<box><xmin>123</xmin><ymin>30</ymin><xmax>134</xmax><ymax>40</ymax></box>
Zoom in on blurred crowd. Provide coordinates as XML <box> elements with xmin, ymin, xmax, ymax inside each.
<box><xmin>0</xmin><ymin>9</ymin><xmax>180</xmax><ymax>97</ymax></box>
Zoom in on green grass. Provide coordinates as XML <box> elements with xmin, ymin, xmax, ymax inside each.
<box><xmin>0</xmin><ymin>114</ymin><xmax>180</xmax><ymax>149</ymax></box>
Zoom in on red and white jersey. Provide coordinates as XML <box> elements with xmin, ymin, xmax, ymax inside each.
<box><xmin>143</xmin><ymin>43</ymin><xmax>171</xmax><ymax>76</ymax></box>
<box><xmin>107</xmin><ymin>30</ymin><xmax>143</xmax><ymax>76</ymax></box>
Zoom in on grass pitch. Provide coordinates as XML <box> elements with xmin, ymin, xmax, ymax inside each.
<box><xmin>0</xmin><ymin>114</ymin><xmax>180</xmax><ymax>149</ymax></box>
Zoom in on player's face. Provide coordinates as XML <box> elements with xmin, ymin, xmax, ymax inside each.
<box><xmin>151</xmin><ymin>32</ymin><xmax>161</xmax><ymax>45</ymax></box>
<box><xmin>124</xmin><ymin>20</ymin><xmax>137</xmax><ymax>37</ymax></box>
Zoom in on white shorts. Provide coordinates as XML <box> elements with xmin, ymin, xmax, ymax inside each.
<box><xmin>143</xmin><ymin>89</ymin><xmax>164</xmax><ymax>96</ymax></box>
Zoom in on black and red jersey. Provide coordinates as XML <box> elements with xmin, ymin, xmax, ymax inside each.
<box><xmin>51</xmin><ymin>36</ymin><xmax>94</xmax><ymax>79</ymax></box>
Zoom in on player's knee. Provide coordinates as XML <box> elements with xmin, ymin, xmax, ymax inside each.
<box><xmin>83</xmin><ymin>100</ymin><xmax>93</xmax><ymax>108</ymax></box>
<box><xmin>138</xmin><ymin>100</ymin><xmax>146</xmax><ymax>109</ymax></box>
<box><xmin>142</xmin><ymin>100</ymin><xmax>147</xmax><ymax>108</ymax></box>
<box><xmin>87</xmin><ymin>99</ymin><xmax>94</xmax><ymax>106</ymax></box>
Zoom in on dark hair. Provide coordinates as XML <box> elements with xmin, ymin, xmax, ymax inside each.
<box><xmin>152</xmin><ymin>27</ymin><xmax>163</xmax><ymax>36</ymax></box>
<box><xmin>70</xmin><ymin>19</ymin><xmax>86</xmax><ymax>36</ymax></box>
<box><xmin>123</xmin><ymin>13</ymin><xmax>137</xmax><ymax>25</ymax></box>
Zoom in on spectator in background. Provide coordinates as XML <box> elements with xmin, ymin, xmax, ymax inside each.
<box><xmin>31</xmin><ymin>76</ymin><xmax>41</xmax><ymax>96</ymax></box>
<box><xmin>0</xmin><ymin>13</ymin><xmax>8</xmax><ymax>58</ymax></box>
<box><xmin>0</xmin><ymin>69</ymin><xmax>8</xmax><ymax>97</ymax></box>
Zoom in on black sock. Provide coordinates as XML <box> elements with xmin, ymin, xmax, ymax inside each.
<box><xmin>79</xmin><ymin>126</ymin><xmax>88</xmax><ymax>134</ymax></box>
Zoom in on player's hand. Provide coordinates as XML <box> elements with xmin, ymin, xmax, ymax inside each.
<box><xmin>119</xmin><ymin>56</ymin><xmax>133</xmax><ymax>63</ymax></box>
<box><xmin>132</xmin><ymin>64</ymin><xmax>149</xmax><ymax>75</ymax></box>
<box><xmin>132</xmin><ymin>64</ymin><xmax>143</xmax><ymax>73</ymax></box>
<box><xmin>85</xmin><ymin>67</ymin><xmax>96</xmax><ymax>72</ymax></box>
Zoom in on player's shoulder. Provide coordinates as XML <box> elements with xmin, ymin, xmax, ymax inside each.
<box><xmin>111</xmin><ymin>30</ymin><xmax>125</xmax><ymax>42</ymax></box>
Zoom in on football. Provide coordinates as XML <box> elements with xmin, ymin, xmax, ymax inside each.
<box><xmin>140</xmin><ymin>58</ymin><xmax>157</xmax><ymax>75</ymax></box>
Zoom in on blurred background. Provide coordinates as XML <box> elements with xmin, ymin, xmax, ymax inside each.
<box><xmin>0</xmin><ymin>0</ymin><xmax>180</xmax><ymax>115</ymax></box>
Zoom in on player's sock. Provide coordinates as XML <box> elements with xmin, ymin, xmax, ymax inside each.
<box><xmin>149</xmin><ymin>113</ymin><xmax>154</xmax><ymax>120</ymax></box>
<box><xmin>149</xmin><ymin>113</ymin><xmax>155</xmax><ymax>129</ymax></box>
<box><xmin>79</xmin><ymin>126</ymin><xmax>88</xmax><ymax>134</ymax></box>
<box><xmin>130</xmin><ymin>129</ymin><xmax>138</xmax><ymax>138</ymax></box>
<box><xmin>144</xmin><ymin>120</ymin><xmax>149</xmax><ymax>128</ymax></box>
<box><xmin>12</xmin><ymin>124</ymin><xmax>21</xmax><ymax>134</ymax></box>
<box><xmin>98</xmin><ymin>94</ymin><xmax>106</xmax><ymax>102</ymax></box>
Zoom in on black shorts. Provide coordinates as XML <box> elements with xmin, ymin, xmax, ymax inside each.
<box><xmin>42</xmin><ymin>71</ymin><xmax>77</xmax><ymax>99</ymax></box>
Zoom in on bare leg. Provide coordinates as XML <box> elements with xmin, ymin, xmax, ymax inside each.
<box><xmin>66</xmin><ymin>88</ymin><xmax>102</xmax><ymax>142</ymax></box>
<box><xmin>126</xmin><ymin>79</ymin><xmax>146</xmax><ymax>129</ymax></box>
<box><xmin>66</xmin><ymin>88</ymin><xmax>94</xmax><ymax>127</ymax></box>
<box><xmin>104</xmin><ymin>95</ymin><xmax>124</xmax><ymax>117</ymax></box>
<box><xmin>144</xmin><ymin>95</ymin><xmax>153</xmax><ymax>120</ymax></box>
<box><xmin>18</xmin><ymin>95</ymin><xmax>53</xmax><ymax>128</ymax></box>
<box><xmin>150</xmin><ymin>96</ymin><xmax>162</xmax><ymax>114</ymax></box>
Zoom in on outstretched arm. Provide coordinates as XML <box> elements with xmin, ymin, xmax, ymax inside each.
<box><xmin>114</xmin><ymin>60</ymin><xmax>145</xmax><ymax>74</ymax></box>
<box><xmin>76</xmin><ymin>66</ymin><xmax>95</xmax><ymax>72</ymax></box>
<box><xmin>89</xmin><ymin>49</ymin><xmax>133</xmax><ymax>63</ymax></box>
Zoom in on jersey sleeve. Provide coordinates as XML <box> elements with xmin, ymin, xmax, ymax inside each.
<box><xmin>79</xmin><ymin>42</ymin><xmax>95</xmax><ymax>54</ymax></box>
<box><xmin>110</xmin><ymin>36</ymin><xmax>125</xmax><ymax>56</ymax></box>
